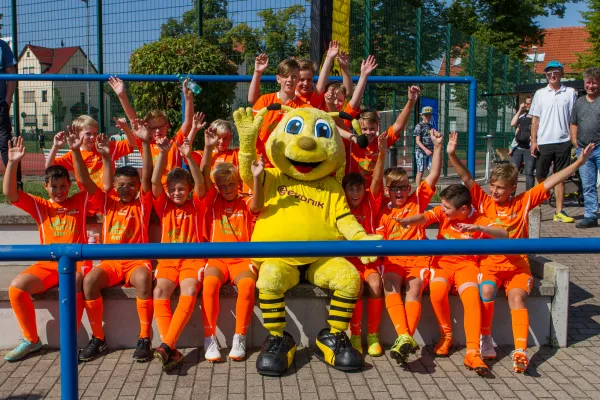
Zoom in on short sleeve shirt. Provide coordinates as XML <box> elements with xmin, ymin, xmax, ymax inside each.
<box><xmin>153</xmin><ymin>192</ymin><xmax>205</xmax><ymax>244</ymax></box>
<box><xmin>137</xmin><ymin>129</ymin><xmax>185</xmax><ymax>188</ymax></box>
<box><xmin>351</xmin><ymin>188</ymin><xmax>383</xmax><ymax>235</ymax></box>
<box><xmin>204</xmin><ymin>186</ymin><xmax>254</xmax><ymax>243</ymax></box>
<box><xmin>0</xmin><ymin>40</ymin><xmax>16</xmax><ymax>102</ymax></box>
<box><xmin>529</xmin><ymin>84</ymin><xmax>577</xmax><ymax>145</ymax></box>
<box><xmin>413</xmin><ymin>122</ymin><xmax>434</xmax><ymax>154</ymax></box>
<box><xmin>570</xmin><ymin>96</ymin><xmax>600</xmax><ymax>147</ymax></box>
<box><xmin>345</xmin><ymin>125</ymin><xmax>398</xmax><ymax>178</ymax></box>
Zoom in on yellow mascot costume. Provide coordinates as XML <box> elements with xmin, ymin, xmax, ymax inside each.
<box><xmin>233</xmin><ymin>104</ymin><xmax>381</xmax><ymax>376</ymax></box>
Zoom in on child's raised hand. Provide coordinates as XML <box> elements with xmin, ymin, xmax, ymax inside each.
<box><xmin>113</xmin><ymin>117</ymin><xmax>129</xmax><ymax>131</ymax></box>
<box><xmin>204</xmin><ymin>126</ymin><xmax>219</xmax><ymax>149</ymax></box>
<box><xmin>182</xmin><ymin>78</ymin><xmax>193</xmax><ymax>100</ymax></box>
<box><xmin>177</xmin><ymin>137</ymin><xmax>192</xmax><ymax>158</ymax></box>
<box><xmin>360</xmin><ymin>55</ymin><xmax>378</xmax><ymax>77</ymax></box>
<box><xmin>66</xmin><ymin>126</ymin><xmax>83</xmax><ymax>150</ymax></box>
<box><xmin>337</xmin><ymin>51</ymin><xmax>350</xmax><ymax>70</ymax></box>
<box><xmin>378</xmin><ymin>132</ymin><xmax>388</xmax><ymax>152</ymax></box>
<box><xmin>8</xmin><ymin>137</ymin><xmax>26</xmax><ymax>162</ymax></box>
<box><xmin>192</xmin><ymin>112</ymin><xmax>207</xmax><ymax>133</ymax></box>
<box><xmin>327</xmin><ymin>40</ymin><xmax>340</xmax><ymax>59</ymax></box>
<box><xmin>579</xmin><ymin>143</ymin><xmax>595</xmax><ymax>163</ymax></box>
<box><xmin>132</xmin><ymin>119</ymin><xmax>151</xmax><ymax>143</ymax></box>
<box><xmin>408</xmin><ymin>85</ymin><xmax>421</xmax><ymax>101</ymax></box>
<box><xmin>447</xmin><ymin>131</ymin><xmax>458</xmax><ymax>155</ymax></box>
<box><xmin>430</xmin><ymin>129</ymin><xmax>443</xmax><ymax>147</ymax></box>
<box><xmin>95</xmin><ymin>134</ymin><xmax>110</xmax><ymax>157</ymax></box>
<box><xmin>155</xmin><ymin>136</ymin><xmax>172</xmax><ymax>154</ymax></box>
<box><xmin>53</xmin><ymin>130</ymin><xmax>67</xmax><ymax>148</ymax></box>
<box><xmin>456</xmin><ymin>223</ymin><xmax>480</xmax><ymax>233</ymax></box>
<box><xmin>108</xmin><ymin>76</ymin><xmax>126</xmax><ymax>96</ymax></box>
<box><xmin>255</xmin><ymin>53</ymin><xmax>269</xmax><ymax>74</ymax></box>
<box><xmin>251</xmin><ymin>155</ymin><xmax>265</xmax><ymax>178</ymax></box>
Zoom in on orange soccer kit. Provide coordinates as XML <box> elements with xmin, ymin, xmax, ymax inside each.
<box><xmin>297</xmin><ymin>90</ymin><xmax>325</xmax><ymax>109</ymax></box>
<box><xmin>471</xmin><ymin>182</ymin><xmax>549</xmax><ymax>351</ymax></box>
<box><xmin>201</xmin><ymin>187</ymin><xmax>257</xmax><ymax>342</ymax></box>
<box><xmin>84</xmin><ymin>190</ymin><xmax>154</xmax><ymax>341</ymax></box>
<box><xmin>189</xmin><ymin>148</ymin><xmax>250</xmax><ymax>194</ymax></box>
<box><xmin>9</xmin><ymin>191</ymin><xmax>94</xmax><ymax>343</ymax></box>
<box><xmin>153</xmin><ymin>192</ymin><xmax>206</xmax><ymax>350</ymax></box>
<box><xmin>345</xmin><ymin>125</ymin><xmax>400</xmax><ymax>185</ymax></box>
<box><xmin>375</xmin><ymin>181</ymin><xmax>435</xmax><ymax>337</ymax></box>
<box><xmin>136</xmin><ymin>129</ymin><xmax>185</xmax><ymax>189</ymax></box>
<box><xmin>348</xmin><ymin>188</ymin><xmax>384</xmax><ymax>337</ymax></box>
<box><xmin>423</xmin><ymin>206</ymin><xmax>499</xmax><ymax>351</ymax></box>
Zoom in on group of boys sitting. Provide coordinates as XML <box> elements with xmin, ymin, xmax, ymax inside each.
<box><xmin>1</xmin><ymin>41</ymin><xmax>592</xmax><ymax>376</ymax></box>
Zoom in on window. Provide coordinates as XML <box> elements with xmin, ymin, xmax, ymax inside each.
<box><xmin>23</xmin><ymin>115</ymin><xmax>36</xmax><ymax>126</ymax></box>
<box><xmin>26</xmin><ymin>51</ymin><xmax>30</xmax><ymax>57</ymax></box>
<box><xmin>449</xmin><ymin>117</ymin><xmax>457</xmax><ymax>132</ymax></box>
<box><xmin>23</xmin><ymin>91</ymin><xmax>35</xmax><ymax>103</ymax></box>
<box><xmin>73</xmin><ymin>67</ymin><xmax>78</xmax><ymax>74</ymax></box>
<box><xmin>79</xmin><ymin>68</ymin><xmax>84</xmax><ymax>74</ymax></box>
<box><xmin>42</xmin><ymin>114</ymin><xmax>49</xmax><ymax>126</ymax></box>
<box><xmin>80</xmin><ymin>92</ymin><xmax>85</xmax><ymax>103</ymax></box>
<box><xmin>41</xmin><ymin>90</ymin><xmax>48</xmax><ymax>102</ymax></box>
<box><xmin>452</xmin><ymin>57</ymin><xmax>462</xmax><ymax>67</ymax></box>
<box><xmin>476</xmin><ymin>117</ymin><xmax>487</xmax><ymax>133</ymax></box>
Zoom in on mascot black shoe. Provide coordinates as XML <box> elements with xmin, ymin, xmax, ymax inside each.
<box><xmin>256</xmin><ymin>332</ymin><xmax>297</xmax><ymax>376</ymax></box>
<box><xmin>314</xmin><ymin>328</ymin><xmax>365</xmax><ymax>371</ymax></box>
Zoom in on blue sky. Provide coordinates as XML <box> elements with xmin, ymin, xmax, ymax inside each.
<box><xmin>535</xmin><ymin>2</ymin><xmax>588</xmax><ymax>28</ymax></box>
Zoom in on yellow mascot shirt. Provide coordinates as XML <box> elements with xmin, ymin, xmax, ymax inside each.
<box><xmin>252</xmin><ymin>168</ymin><xmax>351</xmax><ymax>265</ymax></box>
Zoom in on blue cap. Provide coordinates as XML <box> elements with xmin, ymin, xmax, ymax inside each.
<box><xmin>544</xmin><ymin>60</ymin><xmax>563</xmax><ymax>72</ymax></box>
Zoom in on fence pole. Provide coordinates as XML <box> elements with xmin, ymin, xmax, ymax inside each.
<box><xmin>10</xmin><ymin>0</ymin><xmax>20</xmax><ymax>137</ymax></box>
<box><xmin>487</xmin><ymin>46</ymin><xmax>493</xmax><ymax>140</ymax></box>
<box><xmin>443</xmin><ymin>23</ymin><xmax>451</xmax><ymax>177</ymax></box>
<box><xmin>197</xmin><ymin>0</ymin><xmax>203</xmax><ymax>37</ymax></box>
<box><xmin>58</xmin><ymin>255</ymin><xmax>79</xmax><ymax>400</ymax></box>
<box><xmin>97</xmin><ymin>0</ymin><xmax>104</xmax><ymax>133</ymax></box>
<box><xmin>364</xmin><ymin>0</ymin><xmax>372</xmax><ymax>107</ymax></box>
<box><xmin>415</xmin><ymin>7</ymin><xmax>421</xmax><ymax>76</ymax></box>
<box><xmin>502</xmin><ymin>55</ymin><xmax>508</xmax><ymax>147</ymax></box>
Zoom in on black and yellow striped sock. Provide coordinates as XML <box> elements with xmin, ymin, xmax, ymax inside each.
<box><xmin>259</xmin><ymin>292</ymin><xmax>286</xmax><ymax>336</ymax></box>
<box><xmin>328</xmin><ymin>291</ymin><xmax>357</xmax><ymax>333</ymax></box>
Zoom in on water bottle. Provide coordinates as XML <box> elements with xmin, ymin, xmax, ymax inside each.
<box><xmin>177</xmin><ymin>74</ymin><xmax>202</xmax><ymax>95</ymax></box>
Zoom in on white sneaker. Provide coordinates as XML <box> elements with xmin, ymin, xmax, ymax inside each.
<box><xmin>204</xmin><ymin>335</ymin><xmax>221</xmax><ymax>362</ymax></box>
<box><xmin>480</xmin><ymin>334</ymin><xmax>497</xmax><ymax>359</ymax></box>
<box><xmin>229</xmin><ymin>334</ymin><xmax>246</xmax><ymax>361</ymax></box>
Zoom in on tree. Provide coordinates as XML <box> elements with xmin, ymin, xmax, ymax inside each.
<box><xmin>50</xmin><ymin>88</ymin><xmax>67</xmax><ymax>131</ymax></box>
<box><xmin>574</xmin><ymin>1</ymin><xmax>600</xmax><ymax>71</ymax></box>
<box><xmin>129</xmin><ymin>35</ymin><xmax>237</xmax><ymax>140</ymax></box>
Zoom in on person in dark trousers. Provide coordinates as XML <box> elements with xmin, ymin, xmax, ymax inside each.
<box><xmin>38</xmin><ymin>130</ymin><xmax>45</xmax><ymax>154</ymax></box>
<box><xmin>0</xmin><ymin>39</ymin><xmax>22</xmax><ymax>188</ymax></box>
<box><xmin>510</xmin><ymin>96</ymin><xmax>535</xmax><ymax>191</ymax></box>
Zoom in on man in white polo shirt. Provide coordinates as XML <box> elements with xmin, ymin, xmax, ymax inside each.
<box><xmin>530</xmin><ymin>60</ymin><xmax>578</xmax><ymax>223</ymax></box>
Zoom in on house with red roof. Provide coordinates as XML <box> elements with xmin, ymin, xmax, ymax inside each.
<box><xmin>524</xmin><ymin>26</ymin><xmax>590</xmax><ymax>75</ymax></box>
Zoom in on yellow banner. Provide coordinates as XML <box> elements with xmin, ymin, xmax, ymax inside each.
<box><xmin>329</xmin><ymin>0</ymin><xmax>351</xmax><ymax>76</ymax></box>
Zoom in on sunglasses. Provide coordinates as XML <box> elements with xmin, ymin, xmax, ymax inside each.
<box><xmin>388</xmin><ymin>185</ymin><xmax>410</xmax><ymax>192</ymax></box>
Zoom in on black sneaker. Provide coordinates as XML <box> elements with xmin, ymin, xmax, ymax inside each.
<box><xmin>132</xmin><ymin>337</ymin><xmax>152</xmax><ymax>362</ymax></box>
<box><xmin>153</xmin><ymin>343</ymin><xmax>171</xmax><ymax>366</ymax></box>
<box><xmin>314</xmin><ymin>328</ymin><xmax>364</xmax><ymax>371</ymax></box>
<box><xmin>256</xmin><ymin>332</ymin><xmax>297</xmax><ymax>377</ymax></box>
<box><xmin>576</xmin><ymin>218</ymin><xmax>598</xmax><ymax>229</ymax></box>
<box><xmin>78</xmin><ymin>336</ymin><xmax>107</xmax><ymax>362</ymax></box>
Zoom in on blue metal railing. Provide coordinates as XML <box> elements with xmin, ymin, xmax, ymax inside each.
<box><xmin>2</xmin><ymin>238</ymin><xmax>600</xmax><ymax>399</ymax></box>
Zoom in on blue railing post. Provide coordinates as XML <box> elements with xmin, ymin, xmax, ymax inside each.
<box><xmin>468</xmin><ymin>77</ymin><xmax>478</xmax><ymax>176</ymax></box>
<box><xmin>58</xmin><ymin>255</ymin><xmax>78</xmax><ymax>400</ymax></box>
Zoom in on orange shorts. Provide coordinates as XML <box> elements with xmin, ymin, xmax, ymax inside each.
<box><xmin>205</xmin><ymin>258</ymin><xmax>257</xmax><ymax>283</ymax></box>
<box><xmin>96</xmin><ymin>260</ymin><xmax>152</xmax><ymax>288</ymax></box>
<box><xmin>430</xmin><ymin>262</ymin><xmax>478</xmax><ymax>291</ymax></box>
<box><xmin>478</xmin><ymin>266</ymin><xmax>533</xmax><ymax>294</ymax></box>
<box><xmin>155</xmin><ymin>259</ymin><xmax>205</xmax><ymax>285</ymax></box>
<box><xmin>381</xmin><ymin>261</ymin><xmax>430</xmax><ymax>285</ymax></box>
<box><xmin>20</xmin><ymin>260</ymin><xmax>92</xmax><ymax>292</ymax></box>
<box><xmin>349</xmin><ymin>257</ymin><xmax>380</xmax><ymax>281</ymax></box>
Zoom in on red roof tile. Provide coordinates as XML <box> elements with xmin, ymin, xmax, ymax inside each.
<box><xmin>19</xmin><ymin>45</ymin><xmax>88</xmax><ymax>74</ymax></box>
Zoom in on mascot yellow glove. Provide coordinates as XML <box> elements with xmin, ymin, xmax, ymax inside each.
<box><xmin>233</xmin><ymin>107</ymin><xmax>264</xmax><ymax>187</ymax></box>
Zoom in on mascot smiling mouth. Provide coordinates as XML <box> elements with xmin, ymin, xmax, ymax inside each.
<box><xmin>287</xmin><ymin>158</ymin><xmax>323</xmax><ymax>173</ymax></box>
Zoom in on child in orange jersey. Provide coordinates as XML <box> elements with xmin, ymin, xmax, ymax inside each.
<box><xmin>373</xmin><ymin>129</ymin><xmax>443</xmax><ymax>364</ymax></box>
<box><xmin>152</xmin><ymin>135</ymin><xmax>207</xmax><ymax>372</ymax></box>
<box><xmin>3</xmin><ymin>137</ymin><xmax>96</xmax><ymax>361</ymax></box>
<box><xmin>447</xmin><ymin>131</ymin><xmax>595</xmax><ymax>373</ymax></box>
<box><xmin>200</xmin><ymin>128</ymin><xmax>264</xmax><ymax>362</ymax></box>
<box><xmin>45</xmin><ymin>115</ymin><xmax>135</xmax><ymax>189</ymax></box>
<box><xmin>344</xmin><ymin>132</ymin><xmax>387</xmax><ymax>357</ymax></box>
<box><xmin>397</xmin><ymin>184</ymin><xmax>508</xmax><ymax>376</ymax></box>
<box><xmin>76</xmin><ymin>124</ymin><xmax>155</xmax><ymax>363</ymax></box>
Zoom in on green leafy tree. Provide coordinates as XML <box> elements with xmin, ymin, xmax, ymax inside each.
<box><xmin>129</xmin><ymin>35</ymin><xmax>237</xmax><ymax>139</ymax></box>
<box><xmin>50</xmin><ymin>88</ymin><xmax>67</xmax><ymax>131</ymax></box>
<box><xmin>161</xmin><ymin>0</ymin><xmax>232</xmax><ymax>45</ymax></box>
<box><xmin>574</xmin><ymin>1</ymin><xmax>600</xmax><ymax>71</ymax></box>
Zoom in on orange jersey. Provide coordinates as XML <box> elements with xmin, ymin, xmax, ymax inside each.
<box><xmin>137</xmin><ymin>129</ymin><xmax>185</xmax><ymax>188</ymax></box>
<box><xmin>54</xmin><ymin>140</ymin><xmax>133</xmax><ymax>189</ymax></box>
<box><xmin>471</xmin><ymin>182</ymin><xmax>549</xmax><ymax>270</ymax></box>
<box><xmin>424</xmin><ymin>206</ymin><xmax>500</xmax><ymax>269</ymax></box>
<box><xmin>12</xmin><ymin>190</ymin><xmax>92</xmax><ymax>245</ymax></box>
<box><xmin>351</xmin><ymin>188</ymin><xmax>383</xmax><ymax>235</ymax></box>
<box><xmin>153</xmin><ymin>192</ymin><xmax>205</xmax><ymax>243</ymax></box>
<box><xmin>90</xmin><ymin>190</ymin><xmax>153</xmax><ymax>244</ymax></box>
<box><xmin>296</xmin><ymin>91</ymin><xmax>325</xmax><ymax>109</ymax></box>
<box><xmin>190</xmin><ymin>148</ymin><xmax>239</xmax><ymax>170</ymax></box>
<box><xmin>340</xmin><ymin>103</ymin><xmax>361</xmax><ymax>130</ymax></box>
<box><xmin>345</xmin><ymin>125</ymin><xmax>399</xmax><ymax>178</ymax></box>
<box><xmin>203</xmin><ymin>186</ymin><xmax>254</xmax><ymax>242</ymax></box>
<box><xmin>252</xmin><ymin>92</ymin><xmax>308</xmax><ymax>168</ymax></box>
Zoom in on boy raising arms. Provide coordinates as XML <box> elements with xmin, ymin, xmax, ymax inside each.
<box><xmin>200</xmin><ymin>128</ymin><xmax>264</xmax><ymax>362</ymax></box>
<box><xmin>76</xmin><ymin>124</ymin><xmax>155</xmax><ymax>362</ymax></box>
<box><xmin>374</xmin><ymin>129</ymin><xmax>443</xmax><ymax>364</ymax></box>
<box><xmin>397</xmin><ymin>184</ymin><xmax>508</xmax><ymax>375</ymax></box>
<box><xmin>3</xmin><ymin>137</ymin><xmax>94</xmax><ymax>361</ymax></box>
<box><xmin>447</xmin><ymin>131</ymin><xmax>595</xmax><ymax>373</ymax></box>
<box><xmin>344</xmin><ymin>132</ymin><xmax>387</xmax><ymax>357</ymax></box>
<box><xmin>152</xmin><ymin>135</ymin><xmax>206</xmax><ymax>372</ymax></box>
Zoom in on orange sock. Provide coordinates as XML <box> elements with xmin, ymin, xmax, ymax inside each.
<box><xmin>405</xmin><ymin>301</ymin><xmax>422</xmax><ymax>336</ymax></box>
<box><xmin>481</xmin><ymin>301</ymin><xmax>495</xmax><ymax>336</ymax></box>
<box><xmin>367</xmin><ymin>297</ymin><xmax>383</xmax><ymax>334</ymax></box>
<box><xmin>235</xmin><ymin>278</ymin><xmax>256</xmax><ymax>335</ymax></box>
<box><xmin>460</xmin><ymin>286</ymin><xmax>481</xmax><ymax>350</ymax></box>
<box><xmin>429</xmin><ymin>281</ymin><xmax>452</xmax><ymax>336</ymax></box>
<box><xmin>385</xmin><ymin>293</ymin><xmax>408</xmax><ymax>335</ymax></box>
<box><xmin>84</xmin><ymin>298</ymin><xmax>105</xmax><ymax>340</ymax></box>
<box><xmin>163</xmin><ymin>295</ymin><xmax>196</xmax><ymax>349</ymax></box>
<box><xmin>154</xmin><ymin>299</ymin><xmax>172</xmax><ymax>341</ymax></box>
<box><xmin>76</xmin><ymin>292</ymin><xmax>84</xmax><ymax>332</ymax></box>
<box><xmin>9</xmin><ymin>287</ymin><xmax>39</xmax><ymax>343</ymax></box>
<box><xmin>202</xmin><ymin>276</ymin><xmax>222</xmax><ymax>337</ymax></box>
<box><xmin>350</xmin><ymin>297</ymin><xmax>363</xmax><ymax>335</ymax></box>
<box><xmin>511</xmin><ymin>308</ymin><xmax>529</xmax><ymax>350</ymax></box>
<box><xmin>136</xmin><ymin>298</ymin><xmax>153</xmax><ymax>339</ymax></box>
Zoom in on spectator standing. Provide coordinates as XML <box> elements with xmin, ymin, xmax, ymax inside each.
<box><xmin>530</xmin><ymin>60</ymin><xmax>577</xmax><ymax>223</ymax></box>
<box><xmin>510</xmin><ymin>97</ymin><xmax>535</xmax><ymax>190</ymax></box>
<box><xmin>413</xmin><ymin>106</ymin><xmax>435</xmax><ymax>188</ymax></box>
<box><xmin>38</xmin><ymin>130</ymin><xmax>45</xmax><ymax>155</ymax></box>
<box><xmin>0</xmin><ymin>39</ymin><xmax>21</xmax><ymax>188</ymax></box>
<box><xmin>570</xmin><ymin>67</ymin><xmax>600</xmax><ymax>228</ymax></box>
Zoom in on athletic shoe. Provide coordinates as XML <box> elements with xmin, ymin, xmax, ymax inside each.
<box><xmin>367</xmin><ymin>333</ymin><xmax>383</xmax><ymax>357</ymax></box>
<box><xmin>256</xmin><ymin>332</ymin><xmax>297</xmax><ymax>376</ymax></box>
<box><xmin>204</xmin><ymin>335</ymin><xmax>221</xmax><ymax>362</ymax></box>
<box><xmin>464</xmin><ymin>349</ymin><xmax>489</xmax><ymax>376</ymax></box>
<box><xmin>78</xmin><ymin>336</ymin><xmax>107</xmax><ymax>362</ymax></box>
<box><xmin>480</xmin><ymin>335</ymin><xmax>497</xmax><ymax>360</ymax></box>
<box><xmin>350</xmin><ymin>334</ymin><xmax>363</xmax><ymax>354</ymax></box>
<box><xmin>4</xmin><ymin>338</ymin><xmax>43</xmax><ymax>362</ymax></box>
<box><xmin>554</xmin><ymin>211</ymin><xmax>574</xmax><ymax>223</ymax></box>
<box><xmin>433</xmin><ymin>333</ymin><xmax>453</xmax><ymax>357</ymax></box>
<box><xmin>314</xmin><ymin>328</ymin><xmax>364</xmax><ymax>371</ymax></box>
<box><xmin>153</xmin><ymin>343</ymin><xmax>171</xmax><ymax>366</ymax></box>
<box><xmin>132</xmin><ymin>337</ymin><xmax>152</xmax><ymax>362</ymax></box>
<box><xmin>576</xmin><ymin>218</ymin><xmax>598</xmax><ymax>229</ymax></box>
<box><xmin>510</xmin><ymin>349</ymin><xmax>529</xmax><ymax>373</ymax></box>
<box><xmin>390</xmin><ymin>334</ymin><xmax>418</xmax><ymax>364</ymax></box>
<box><xmin>228</xmin><ymin>334</ymin><xmax>246</xmax><ymax>361</ymax></box>
<box><xmin>163</xmin><ymin>349</ymin><xmax>183</xmax><ymax>372</ymax></box>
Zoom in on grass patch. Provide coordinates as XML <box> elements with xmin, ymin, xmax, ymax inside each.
<box><xmin>0</xmin><ymin>178</ymin><xmax>80</xmax><ymax>204</ymax></box>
